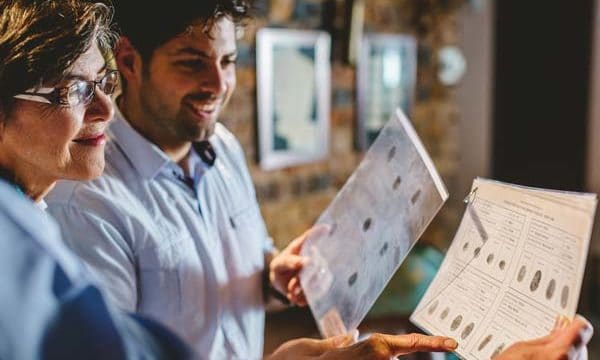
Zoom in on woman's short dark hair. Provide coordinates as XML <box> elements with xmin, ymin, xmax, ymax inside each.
<box><xmin>0</xmin><ymin>0</ymin><xmax>117</xmax><ymax>110</ymax></box>
<box><xmin>113</xmin><ymin>0</ymin><xmax>251</xmax><ymax>61</ymax></box>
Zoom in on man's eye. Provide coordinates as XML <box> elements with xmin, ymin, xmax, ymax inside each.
<box><xmin>222</xmin><ymin>58</ymin><xmax>237</xmax><ymax>66</ymax></box>
<box><xmin>176</xmin><ymin>60</ymin><xmax>205</xmax><ymax>70</ymax></box>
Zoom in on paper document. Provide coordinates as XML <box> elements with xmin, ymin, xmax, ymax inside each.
<box><xmin>299</xmin><ymin>109</ymin><xmax>448</xmax><ymax>337</ymax></box>
<box><xmin>411</xmin><ymin>178</ymin><xmax>597</xmax><ymax>359</ymax></box>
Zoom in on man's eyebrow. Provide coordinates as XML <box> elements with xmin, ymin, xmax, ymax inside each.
<box><xmin>173</xmin><ymin>47</ymin><xmax>210</xmax><ymax>58</ymax></box>
<box><xmin>172</xmin><ymin>47</ymin><xmax>238</xmax><ymax>58</ymax></box>
<box><xmin>62</xmin><ymin>63</ymin><xmax>108</xmax><ymax>81</ymax></box>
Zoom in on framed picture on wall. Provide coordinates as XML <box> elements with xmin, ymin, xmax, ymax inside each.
<box><xmin>256</xmin><ymin>28</ymin><xmax>331</xmax><ymax>171</ymax></box>
<box><xmin>356</xmin><ymin>33</ymin><xmax>417</xmax><ymax>150</ymax></box>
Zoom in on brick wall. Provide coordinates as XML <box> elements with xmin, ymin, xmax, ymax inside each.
<box><xmin>220</xmin><ymin>0</ymin><xmax>464</xmax><ymax>251</ymax></box>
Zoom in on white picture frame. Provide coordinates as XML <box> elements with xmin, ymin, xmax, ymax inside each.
<box><xmin>356</xmin><ymin>33</ymin><xmax>417</xmax><ymax>150</ymax></box>
<box><xmin>256</xmin><ymin>28</ymin><xmax>331</xmax><ymax>170</ymax></box>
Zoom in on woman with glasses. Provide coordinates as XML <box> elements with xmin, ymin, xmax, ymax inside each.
<box><xmin>0</xmin><ymin>1</ymin><xmax>194</xmax><ymax>358</ymax></box>
<box><xmin>0</xmin><ymin>4</ymin><xmax>118</xmax><ymax>202</ymax></box>
<box><xmin>0</xmin><ymin>1</ymin><xmax>592</xmax><ymax>359</ymax></box>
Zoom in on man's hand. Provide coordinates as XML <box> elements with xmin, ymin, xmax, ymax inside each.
<box><xmin>267</xmin><ymin>332</ymin><xmax>458</xmax><ymax>360</ymax></box>
<box><xmin>269</xmin><ymin>225</ymin><xmax>329</xmax><ymax>306</ymax></box>
<box><xmin>494</xmin><ymin>315</ymin><xmax>593</xmax><ymax>360</ymax></box>
<box><xmin>267</xmin><ymin>332</ymin><xmax>357</xmax><ymax>360</ymax></box>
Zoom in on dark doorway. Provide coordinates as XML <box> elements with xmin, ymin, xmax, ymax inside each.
<box><xmin>492</xmin><ymin>0</ymin><xmax>594</xmax><ymax>191</ymax></box>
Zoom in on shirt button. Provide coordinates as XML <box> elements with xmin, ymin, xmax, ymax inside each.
<box><xmin>229</xmin><ymin>217</ymin><xmax>236</xmax><ymax>229</ymax></box>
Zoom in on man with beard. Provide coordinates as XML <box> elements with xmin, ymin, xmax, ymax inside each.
<box><xmin>45</xmin><ymin>1</ymin><xmax>594</xmax><ymax>359</ymax></box>
<box><xmin>46</xmin><ymin>1</ymin><xmax>329</xmax><ymax>358</ymax></box>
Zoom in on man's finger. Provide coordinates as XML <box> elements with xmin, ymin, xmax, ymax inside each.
<box><xmin>284</xmin><ymin>224</ymin><xmax>331</xmax><ymax>255</ymax></box>
<box><xmin>549</xmin><ymin>316</ymin><xmax>591</xmax><ymax>352</ymax></box>
<box><xmin>287</xmin><ymin>277</ymin><xmax>301</xmax><ymax>292</ymax></box>
<box><xmin>381</xmin><ymin>333</ymin><xmax>458</xmax><ymax>355</ymax></box>
<box><xmin>273</xmin><ymin>255</ymin><xmax>307</xmax><ymax>272</ymax></box>
<box><xmin>311</xmin><ymin>333</ymin><xmax>356</xmax><ymax>353</ymax></box>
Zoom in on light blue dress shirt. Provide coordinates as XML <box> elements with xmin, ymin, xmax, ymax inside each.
<box><xmin>47</xmin><ymin>108</ymin><xmax>273</xmax><ymax>359</ymax></box>
<box><xmin>0</xmin><ymin>179</ymin><xmax>192</xmax><ymax>359</ymax></box>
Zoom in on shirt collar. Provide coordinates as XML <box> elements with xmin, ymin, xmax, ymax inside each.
<box><xmin>35</xmin><ymin>199</ymin><xmax>48</xmax><ymax>211</ymax></box>
<box><xmin>109</xmin><ymin>105</ymin><xmax>172</xmax><ymax>180</ymax></box>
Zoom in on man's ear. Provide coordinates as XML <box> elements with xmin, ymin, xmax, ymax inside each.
<box><xmin>115</xmin><ymin>37</ymin><xmax>143</xmax><ymax>86</ymax></box>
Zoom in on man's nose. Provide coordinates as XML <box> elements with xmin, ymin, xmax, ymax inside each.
<box><xmin>200</xmin><ymin>64</ymin><xmax>227</xmax><ymax>97</ymax></box>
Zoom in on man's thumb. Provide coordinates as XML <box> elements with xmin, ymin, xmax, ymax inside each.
<box><xmin>322</xmin><ymin>330</ymin><xmax>359</xmax><ymax>349</ymax></box>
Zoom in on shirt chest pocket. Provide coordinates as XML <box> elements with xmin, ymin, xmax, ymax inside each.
<box><xmin>136</xmin><ymin>235</ymin><xmax>194</xmax><ymax>316</ymax></box>
<box><xmin>225</xmin><ymin>205</ymin><xmax>267</xmax><ymax>272</ymax></box>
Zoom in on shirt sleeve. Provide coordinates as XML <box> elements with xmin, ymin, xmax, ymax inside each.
<box><xmin>47</xmin><ymin>204</ymin><xmax>139</xmax><ymax>313</ymax></box>
<box><xmin>0</xmin><ymin>198</ymin><xmax>192</xmax><ymax>359</ymax></box>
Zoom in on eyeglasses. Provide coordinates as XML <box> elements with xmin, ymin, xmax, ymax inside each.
<box><xmin>13</xmin><ymin>70</ymin><xmax>119</xmax><ymax>107</ymax></box>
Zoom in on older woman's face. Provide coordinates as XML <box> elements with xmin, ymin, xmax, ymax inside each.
<box><xmin>1</xmin><ymin>44</ymin><xmax>114</xmax><ymax>181</ymax></box>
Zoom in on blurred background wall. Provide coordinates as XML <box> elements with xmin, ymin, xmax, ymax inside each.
<box><xmin>216</xmin><ymin>0</ymin><xmax>600</xmax><ymax>356</ymax></box>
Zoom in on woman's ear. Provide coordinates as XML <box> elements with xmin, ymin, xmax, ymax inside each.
<box><xmin>0</xmin><ymin>105</ymin><xmax>6</xmax><ymax>142</ymax></box>
<box><xmin>115</xmin><ymin>37</ymin><xmax>143</xmax><ymax>87</ymax></box>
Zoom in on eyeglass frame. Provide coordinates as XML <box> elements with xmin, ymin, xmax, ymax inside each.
<box><xmin>12</xmin><ymin>70</ymin><xmax>119</xmax><ymax>107</ymax></box>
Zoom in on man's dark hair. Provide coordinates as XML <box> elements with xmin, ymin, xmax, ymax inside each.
<box><xmin>0</xmin><ymin>0</ymin><xmax>117</xmax><ymax>110</ymax></box>
<box><xmin>113</xmin><ymin>0</ymin><xmax>251</xmax><ymax>61</ymax></box>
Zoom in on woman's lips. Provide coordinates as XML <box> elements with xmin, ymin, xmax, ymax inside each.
<box><xmin>73</xmin><ymin>133</ymin><xmax>106</xmax><ymax>146</ymax></box>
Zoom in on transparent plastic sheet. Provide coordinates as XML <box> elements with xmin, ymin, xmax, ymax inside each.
<box><xmin>410</xmin><ymin>178</ymin><xmax>597</xmax><ymax>360</ymax></box>
<box><xmin>299</xmin><ymin>109</ymin><xmax>448</xmax><ymax>337</ymax></box>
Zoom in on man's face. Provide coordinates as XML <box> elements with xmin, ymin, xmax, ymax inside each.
<box><xmin>138</xmin><ymin>17</ymin><xmax>237</xmax><ymax>142</ymax></box>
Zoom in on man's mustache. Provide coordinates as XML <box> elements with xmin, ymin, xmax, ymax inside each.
<box><xmin>185</xmin><ymin>93</ymin><xmax>222</xmax><ymax>102</ymax></box>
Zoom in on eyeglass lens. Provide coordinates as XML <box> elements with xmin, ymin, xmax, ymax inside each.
<box><xmin>68</xmin><ymin>71</ymin><xmax>118</xmax><ymax>106</ymax></box>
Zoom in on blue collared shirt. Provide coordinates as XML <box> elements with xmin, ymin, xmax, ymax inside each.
<box><xmin>0</xmin><ymin>180</ymin><xmax>192</xmax><ymax>359</ymax></box>
<box><xmin>47</xmin><ymin>108</ymin><xmax>273</xmax><ymax>359</ymax></box>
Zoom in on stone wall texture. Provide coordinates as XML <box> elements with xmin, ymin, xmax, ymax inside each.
<box><xmin>220</xmin><ymin>0</ymin><xmax>464</xmax><ymax>252</ymax></box>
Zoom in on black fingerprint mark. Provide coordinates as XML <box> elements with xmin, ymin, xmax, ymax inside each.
<box><xmin>440</xmin><ymin>307</ymin><xmax>449</xmax><ymax>320</ymax></box>
<box><xmin>517</xmin><ymin>265</ymin><xmax>527</xmax><ymax>282</ymax></box>
<box><xmin>478</xmin><ymin>334</ymin><xmax>493</xmax><ymax>351</ymax></box>
<box><xmin>450</xmin><ymin>315</ymin><xmax>463</xmax><ymax>331</ymax></box>
<box><xmin>388</xmin><ymin>146</ymin><xmax>396</xmax><ymax>161</ymax></box>
<box><xmin>348</xmin><ymin>272</ymin><xmax>358</xmax><ymax>287</ymax></box>
<box><xmin>561</xmin><ymin>286</ymin><xmax>569</xmax><ymax>308</ymax></box>
<box><xmin>546</xmin><ymin>279</ymin><xmax>556</xmax><ymax>300</ymax></box>
<box><xmin>491</xmin><ymin>344</ymin><xmax>505</xmax><ymax>359</ymax></box>
<box><xmin>461</xmin><ymin>323</ymin><xmax>475</xmax><ymax>340</ymax></box>
<box><xmin>393</xmin><ymin>176</ymin><xmax>402</xmax><ymax>190</ymax></box>
<box><xmin>379</xmin><ymin>242</ymin><xmax>389</xmax><ymax>256</ymax></box>
<box><xmin>530</xmin><ymin>270</ymin><xmax>542</xmax><ymax>292</ymax></box>
<box><xmin>329</xmin><ymin>223</ymin><xmax>337</xmax><ymax>236</ymax></box>
<box><xmin>411</xmin><ymin>189</ymin><xmax>421</xmax><ymax>205</ymax></box>
<box><xmin>428</xmin><ymin>300</ymin><xmax>439</xmax><ymax>315</ymax></box>
<box><xmin>363</xmin><ymin>218</ymin><xmax>372</xmax><ymax>232</ymax></box>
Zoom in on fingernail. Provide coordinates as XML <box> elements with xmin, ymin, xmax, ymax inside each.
<box><xmin>444</xmin><ymin>338</ymin><xmax>458</xmax><ymax>349</ymax></box>
<box><xmin>349</xmin><ymin>329</ymin><xmax>359</xmax><ymax>342</ymax></box>
<box><xmin>554</xmin><ymin>315</ymin><xmax>561</xmax><ymax>329</ymax></box>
